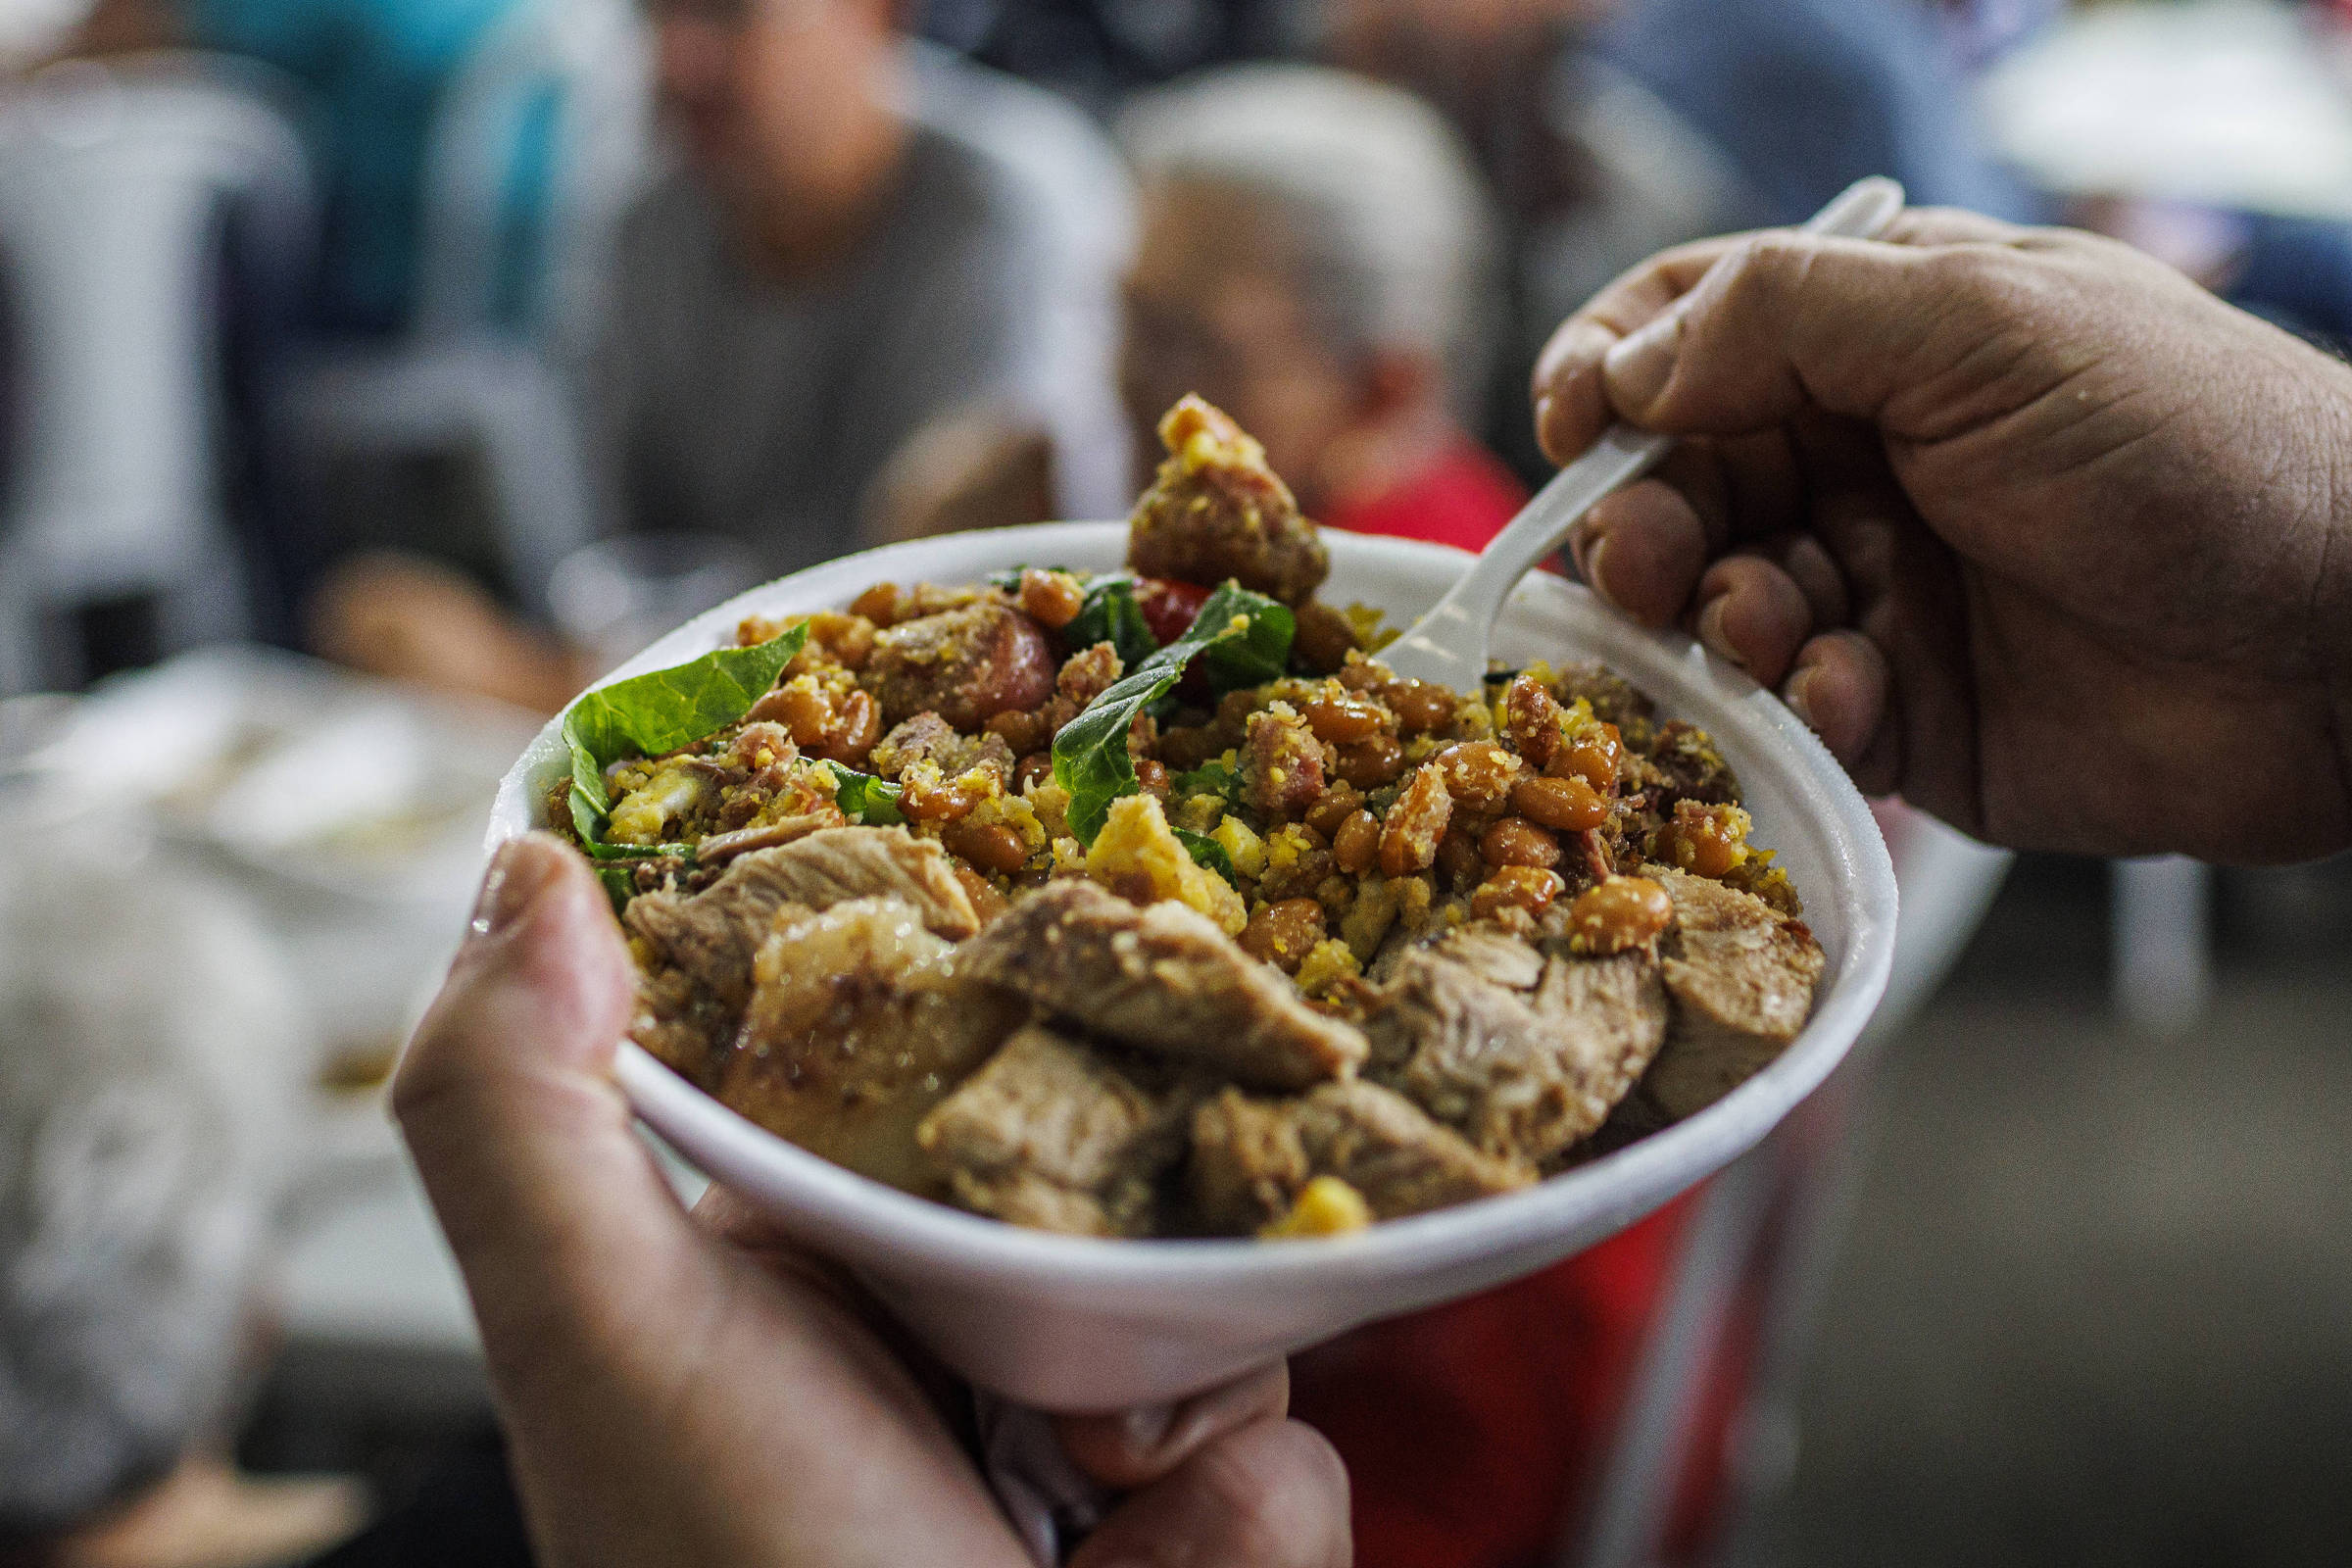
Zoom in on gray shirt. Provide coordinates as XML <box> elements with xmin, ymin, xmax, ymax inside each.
<box><xmin>593</xmin><ymin>58</ymin><xmax>1131</xmax><ymax>579</ymax></box>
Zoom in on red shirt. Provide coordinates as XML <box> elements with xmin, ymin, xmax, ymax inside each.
<box><xmin>1295</xmin><ymin>438</ymin><xmax>1705</xmax><ymax>1568</ymax></box>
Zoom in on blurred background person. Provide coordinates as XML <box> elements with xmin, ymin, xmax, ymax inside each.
<box><xmin>311</xmin><ymin>0</ymin><xmax>1132</xmax><ymax>710</ymax></box>
<box><xmin>1116</xmin><ymin>65</ymin><xmax>1520</xmax><ymax>551</ymax></box>
<box><xmin>0</xmin><ymin>842</ymin><xmax>362</xmax><ymax>1568</ymax></box>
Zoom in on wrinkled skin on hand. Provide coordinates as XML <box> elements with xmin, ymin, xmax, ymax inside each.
<box><xmin>1532</xmin><ymin>208</ymin><xmax>2352</xmax><ymax>863</ymax></box>
<box><xmin>395</xmin><ymin>834</ymin><xmax>1350</xmax><ymax>1568</ymax></box>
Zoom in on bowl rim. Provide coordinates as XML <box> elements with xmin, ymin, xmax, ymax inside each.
<box><xmin>496</xmin><ymin>522</ymin><xmax>1898</xmax><ymax>1297</ymax></box>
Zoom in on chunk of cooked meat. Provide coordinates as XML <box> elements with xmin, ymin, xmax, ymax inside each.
<box><xmin>1189</xmin><ymin>1080</ymin><xmax>1532</xmax><ymax>1233</ymax></box>
<box><xmin>629</xmin><ymin>960</ymin><xmax>734</xmax><ymax>1092</ymax></box>
<box><xmin>1354</xmin><ymin>928</ymin><xmax>1668</xmax><ymax>1166</ymax></box>
<box><xmin>915</xmin><ymin>1024</ymin><xmax>1200</xmax><ymax>1237</ymax></box>
<box><xmin>858</xmin><ymin>601</ymin><xmax>1056</xmax><ymax>730</ymax></box>
<box><xmin>867</xmin><ymin>713</ymin><xmax>1015</xmax><ymax>785</ymax></box>
<box><xmin>1126</xmin><ymin>395</ymin><xmax>1329</xmax><ymax>606</ymax></box>
<box><xmin>956</xmin><ymin>878</ymin><xmax>1367</xmax><ymax>1090</ymax></box>
<box><xmin>624</xmin><ymin>827</ymin><xmax>978</xmax><ymax>1011</ymax></box>
<box><xmin>718</xmin><ymin>898</ymin><xmax>1022</xmax><ymax>1197</ymax></box>
<box><xmin>1637</xmin><ymin>864</ymin><xmax>1826</xmax><ymax>1119</ymax></box>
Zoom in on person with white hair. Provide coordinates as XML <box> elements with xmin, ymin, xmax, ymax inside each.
<box><xmin>0</xmin><ymin>844</ymin><xmax>362</xmax><ymax>1566</ymax></box>
<box><xmin>1115</xmin><ymin>62</ymin><xmax>1529</xmax><ymax>553</ymax></box>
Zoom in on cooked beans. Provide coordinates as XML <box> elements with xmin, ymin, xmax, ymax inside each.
<box><xmin>1018</xmin><ymin>567</ymin><xmax>1085</xmax><ymax>629</ymax></box>
<box><xmin>1135</xmin><ymin>759</ymin><xmax>1170</xmax><ymax>796</ymax></box>
<box><xmin>1014</xmin><ymin>753</ymin><xmax>1053</xmax><ymax>793</ymax></box>
<box><xmin>1434</xmin><ymin>742</ymin><xmax>1521</xmax><ymax>810</ymax></box>
<box><xmin>1552</xmin><ymin>721</ymin><xmax>1624</xmax><ymax>793</ymax></box>
<box><xmin>1512</xmin><ymin>774</ymin><xmax>1609</xmax><ymax>832</ymax></box>
<box><xmin>901</xmin><ymin>770</ymin><xmax>995</xmax><ymax>824</ymax></box>
<box><xmin>943</xmin><ymin>817</ymin><xmax>1030</xmax><ymax>874</ymax></box>
<box><xmin>1480</xmin><ymin>817</ymin><xmax>1560</xmax><ymax>870</ymax></box>
<box><xmin>1331</xmin><ymin>808</ymin><xmax>1380</xmax><ymax>874</ymax></box>
<box><xmin>1379</xmin><ymin>763</ymin><xmax>1453</xmax><ymax>877</ymax></box>
<box><xmin>1303</xmin><ymin>782</ymin><xmax>1364</xmax><ymax>840</ymax></box>
<box><xmin>1301</xmin><ymin>696</ymin><xmax>1385</xmax><ymax>745</ymax></box>
<box><xmin>1654</xmin><ymin>802</ymin><xmax>1747</xmax><ymax>878</ymax></box>
<box><xmin>1564</xmin><ymin>875</ymin><xmax>1674</xmax><ymax>954</ymax></box>
<box><xmin>1240</xmin><ymin>898</ymin><xmax>1326</xmax><ymax>973</ymax></box>
<box><xmin>1385</xmin><ymin>679</ymin><xmax>1455</xmax><ymax>733</ymax></box>
<box><xmin>1335</xmin><ymin>734</ymin><xmax>1405</xmax><ymax>789</ymax></box>
<box><xmin>1503</xmin><ymin>675</ymin><xmax>1562</xmax><ymax>767</ymax></box>
<box><xmin>1471</xmin><ymin>865</ymin><xmax>1565</xmax><ymax>919</ymax></box>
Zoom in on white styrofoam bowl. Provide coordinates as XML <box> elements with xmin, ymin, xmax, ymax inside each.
<box><xmin>490</xmin><ymin>523</ymin><xmax>1897</xmax><ymax>1412</ymax></box>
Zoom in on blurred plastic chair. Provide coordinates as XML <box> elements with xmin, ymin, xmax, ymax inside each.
<box><xmin>0</xmin><ymin>57</ymin><xmax>316</xmax><ymax>695</ymax></box>
<box><xmin>267</xmin><ymin>0</ymin><xmax>652</xmax><ymax>614</ymax></box>
<box><xmin>1560</xmin><ymin>804</ymin><xmax>2014</xmax><ymax>1568</ymax></box>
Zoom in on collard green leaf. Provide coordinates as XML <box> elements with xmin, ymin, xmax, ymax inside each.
<box><xmin>1065</xmin><ymin>573</ymin><xmax>1158</xmax><ymax>669</ymax></box>
<box><xmin>821</xmin><ymin>761</ymin><xmax>906</xmax><ymax>825</ymax></box>
<box><xmin>1052</xmin><ymin>580</ymin><xmax>1294</xmax><ymax>845</ymax></box>
<box><xmin>1174</xmin><ymin>826</ymin><xmax>1237</xmax><ymax>886</ymax></box>
<box><xmin>561</xmin><ymin>624</ymin><xmax>808</xmax><ymax>853</ymax></box>
<box><xmin>1172</xmin><ymin>759</ymin><xmax>1241</xmax><ymax>807</ymax></box>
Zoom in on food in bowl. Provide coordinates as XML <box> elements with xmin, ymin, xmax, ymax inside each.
<box><xmin>553</xmin><ymin>396</ymin><xmax>1825</xmax><ymax>1241</ymax></box>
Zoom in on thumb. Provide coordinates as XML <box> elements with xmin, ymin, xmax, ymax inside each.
<box><xmin>395</xmin><ymin>833</ymin><xmax>703</xmax><ymax>1387</ymax></box>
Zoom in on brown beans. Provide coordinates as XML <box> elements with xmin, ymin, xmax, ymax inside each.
<box><xmin>1502</xmin><ymin>675</ymin><xmax>1562</xmax><ymax>767</ymax></box>
<box><xmin>812</xmin><ymin>688</ymin><xmax>879</xmax><ymax>765</ymax></box>
<box><xmin>1436</xmin><ymin>827</ymin><xmax>1483</xmax><ymax>889</ymax></box>
<box><xmin>1385</xmin><ymin>679</ymin><xmax>1455</xmax><ymax>734</ymax></box>
<box><xmin>901</xmin><ymin>769</ymin><xmax>994</xmax><ymax>824</ymax></box>
<box><xmin>1240</xmin><ymin>898</ymin><xmax>1327</xmax><ymax>974</ymax></box>
<box><xmin>1471</xmin><ymin>865</ymin><xmax>1565</xmax><ymax>920</ymax></box>
<box><xmin>1291</xmin><ymin>602</ymin><xmax>1361</xmax><ymax>674</ymax></box>
<box><xmin>1331</xmin><ymin>808</ymin><xmax>1380</xmax><ymax>874</ymax></box>
<box><xmin>1018</xmin><ymin>567</ymin><xmax>1085</xmax><ymax>629</ymax></box>
<box><xmin>951</xmin><ymin>860</ymin><xmax>1011</xmax><ymax>925</ymax></box>
<box><xmin>1014</xmin><ymin>752</ymin><xmax>1054</xmax><ymax>793</ymax></box>
<box><xmin>1511</xmin><ymin>774</ymin><xmax>1609</xmax><ymax>832</ymax></box>
<box><xmin>1135</xmin><ymin>759</ymin><xmax>1170</xmax><ymax>796</ymax></box>
<box><xmin>1480</xmin><ymin>817</ymin><xmax>1560</xmax><ymax>870</ymax></box>
<box><xmin>943</xmin><ymin>817</ymin><xmax>1030</xmax><ymax>874</ymax></box>
<box><xmin>1654</xmin><ymin>802</ymin><xmax>1747</xmax><ymax>878</ymax></box>
<box><xmin>1334</xmin><ymin>734</ymin><xmax>1405</xmax><ymax>789</ymax></box>
<box><xmin>1302</xmin><ymin>782</ymin><xmax>1364</xmax><ymax>840</ymax></box>
<box><xmin>987</xmin><ymin>707</ymin><xmax>1054</xmax><ymax>758</ymax></box>
<box><xmin>1551</xmin><ymin>721</ymin><xmax>1624</xmax><ymax>793</ymax></box>
<box><xmin>849</xmin><ymin>582</ymin><xmax>909</xmax><ymax>626</ymax></box>
<box><xmin>1434</xmin><ymin>741</ymin><xmax>1522</xmax><ymax>810</ymax></box>
<box><xmin>1300</xmin><ymin>696</ymin><xmax>1385</xmax><ymax>746</ymax></box>
<box><xmin>1563</xmin><ymin>875</ymin><xmax>1674</xmax><ymax>954</ymax></box>
<box><xmin>1379</xmin><ymin>763</ymin><xmax>1453</xmax><ymax>877</ymax></box>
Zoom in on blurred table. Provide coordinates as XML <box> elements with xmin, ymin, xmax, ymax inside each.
<box><xmin>1980</xmin><ymin>0</ymin><xmax>2352</xmax><ymax>219</ymax></box>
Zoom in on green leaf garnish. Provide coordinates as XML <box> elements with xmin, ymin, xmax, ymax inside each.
<box><xmin>1172</xmin><ymin>759</ymin><xmax>1242</xmax><ymax>806</ymax></box>
<box><xmin>1065</xmin><ymin>573</ymin><xmax>1158</xmax><ymax>669</ymax></box>
<box><xmin>821</xmin><ymin>760</ymin><xmax>906</xmax><ymax>825</ymax></box>
<box><xmin>1052</xmin><ymin>580</ymin><xmax>1293</xmax><ymax>845</ymax></box>
<box><xmin>1174</xmin><ymin>826</ymin><xmax>1237</xmax><ymax>885</ymax></box>
<box><xmin>562</xmin><ymin>624</ymin><xmax>809</xmax><ymax>854</ymax></box>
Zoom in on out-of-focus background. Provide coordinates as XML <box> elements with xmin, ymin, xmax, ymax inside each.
<box><xmin>0</xmin><ymin>1</ymin><xmax>2346</xmax><ymax>1565</ymax></box>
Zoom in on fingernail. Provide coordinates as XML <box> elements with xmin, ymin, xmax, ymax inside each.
<box><xmin>1580</xmin><ymin>533</ymin><xmax>1613</xmax><ymax>599</ymax></box>
<box><xmin>1783</xmin><ymin>665</ymin><xmax>1819</xmax><ymax>728</ymax></box>
<box><xmin>1533</xmin><ymin>318</ymin><xmax>1616</xmax><ymax>392</ymax></box>
<box><xmin>1120</xmin><ymin>1403</ymin><xmax>1174</xmax><ymax>1454</ymax></box>
<box><xmin>1696</xmin><ymin>597</ymin><xmax>1742</xmax><ymax>667</ymax></box>
<box><xmin>470</xmin><ymin>836</ymin><xmax>564</xmax><ymax>940</ymax></box>
<box><xmin>1603</xmin><ymin>311</ymin><xmax>1682</xmax><ymax>413</ymax></box>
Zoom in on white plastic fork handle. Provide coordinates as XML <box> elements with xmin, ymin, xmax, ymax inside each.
<box><xmin>1379</xmin><ymin>175</ymin><xmax>1908</xmax><ymax>693</ymax></box>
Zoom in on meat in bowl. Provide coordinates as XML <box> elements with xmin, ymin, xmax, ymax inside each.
<box><xmin>556</xmin><ymin>397</ymin><xmax>1825</xmax><ymax>1240</ymax></box>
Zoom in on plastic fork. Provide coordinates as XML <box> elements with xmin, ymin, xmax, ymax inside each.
<box><xmin>1379</xmin><ymin>175</ymin><xmax>1908</xmax><ymax>693</ymax></box>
